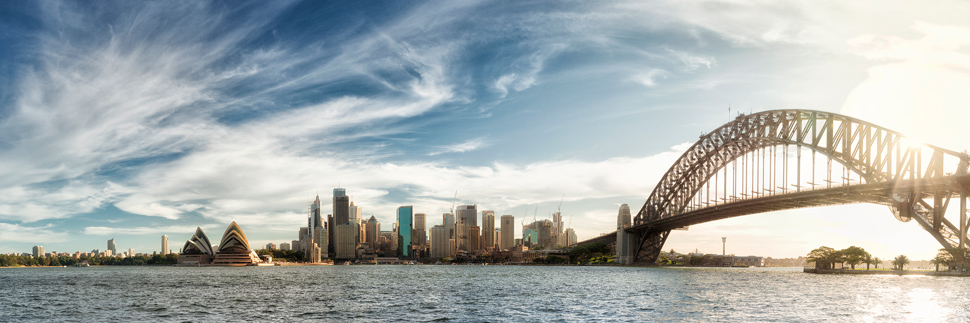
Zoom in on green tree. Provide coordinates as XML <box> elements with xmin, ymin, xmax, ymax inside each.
<box><xmin>872</xmin><ymin>257</ymin><xmax>881</xmax><ymax>269</ymax></box>
<box><xmin>840</xmin><ymin>246</ymin><xmax>870</xmax><ymax>270</ymax></box>
<box><xmin>932</xmin><ymin>249</ymin><xmax>953</xmax><ymax>271</ymax></box>
<box><xmin>892</xmin><ymin>255</ymin><xmax>910</xmax><ymax>270</ymax></box>
<box><xmin>807</xmin><ymin>246</ymin><xmax>836</xmax><ymax>269</ymax></box>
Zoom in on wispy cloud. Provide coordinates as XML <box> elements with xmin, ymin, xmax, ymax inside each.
<box><xmin>428</xmin><ymin>137</ymin><xmax>490</xmax><ymax>156</ymax></box>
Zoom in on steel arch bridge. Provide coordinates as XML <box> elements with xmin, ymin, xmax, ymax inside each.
<box><xmin>601</xmin><ymin>109</ymin><xmax>970</xmax><ymax>264</ymax></box>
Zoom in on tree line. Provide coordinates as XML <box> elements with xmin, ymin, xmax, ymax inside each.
<box><xmin>807</xmin><ymin>246</ymin><xmax>967</xmax><ymax>271</ymax></box>
<box><xmin>0</xmin><ymin>253</ymin><xmax>179</xmax><ymax>267</ymax></box>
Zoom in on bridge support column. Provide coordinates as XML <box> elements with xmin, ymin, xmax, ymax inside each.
<box><xmin>631</xmin><ymin>230</ymin><xmax>669</xmax><ymax>264</ymax></box>
<box><xmin>961</xmin><ymin>189</ymin><xmax>967</xmax><ymax>251</ymax></box>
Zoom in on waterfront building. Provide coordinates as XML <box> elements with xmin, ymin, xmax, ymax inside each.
<box><xmin>380</xmin><ymin>231</ymin><xmax>396</xmax><ymax>254</ymax></box>
<box><xmin>349</xmin><ymin>202</ymin><xmax>363</xmax><ymax>243</ymax></box>
<box><xmin>397</xmin><ymin>206</ymin><xmax>413</xmax><ymax>258</ymax></box>
<box><xmin>128</xmin><ymin>248</ymin><xmax>135</xmax><ymax>257</ymax></box>
<box><xmin>32</xmin><ymin>246</ymin><xmax>44</xmax><ymax>257</ymax></box>
<box><xmin>456</xmin><ymin>205</ymin><xmax>477</xmax><ymax>251</ymax></box>
<box><xmin>482</xmin><ymin>211</ymin><xmax>495</xmax><ymax>250</ymax></box>
<box><xmin>210</xmin><ymin>221</ymin><xmax>261</xmax><ymax>266</ymax></box>
<box><xmin>537</xmin><ymin>220</ymin><xmax>554</xmax><ymax>248</ymax></box>
<box><xmin>313</xmin><ymin>226</ymin><xmax>328</xmax><ymax>259</ymax></box>
<box><xmin>178</xmin><ymin>227</ymin><xmax>215</xmax><ymax>265</ymax></box>
<box><xmin>500</xmin><ymin>215</ymin><xmax>514</xmax><ymax>250</ymax></box>
<box><xmin>292</xmin><ymin>239</ymin><xmax>300</xmax><ymax>252</ymax></box>
<box><xmin>469</xmin><ymin>226</ymin><xmax>481</xmax><ymax>252</ymax></box>
<box><xmin>564</xmin><ymin>228</ymin><xmax>577</xmax><ymax>247</ymax></box>
<box><xmin>280</xmin><ymin>242</ymin><xmax>291</xmax><ymax>251</ymax></box>
<box><xmin>336</xmin><ymin>224</ymin><xmax>357</xmax><ymax>259</ymax></box>
<box><xmin>616</xmin><ymin>204</ymin><xmax>633</xmax><ymax>265</ymax></box>
<box><xmin>107</xmin><ymin>238</ymin><xmax>117</xmax><ymax>254</ymax></box>
<box><xmin>265</xmin><ymin>243</ymin><xmax>276</xmax><ymax>250</ymax></box>
<box><xmin>443</xmin><ymin>213</ymin><xmax>455</xmax><ymax>240</ymax></box>
<box><xmin>429</xmin><ymin>225</ymin><xmax>451</xmax><ymax>258</ymax></box>
<box><xmin>161</xmin><ymin>235</ymin><xmax>169</xmax><ymax>255</ymax></box>
<box><xmin>552</xmin><ymin>211</ymin><xmax>564</xmax><ymax>246</ymax></box>
<box><xmin>413</xmin><ymin>213</ymin><xmax>427</xmax><ymax>247</ymax></box>
<box><xmin>333</xmin><ymin>188</ymin><xmax>349</xmax><ymax>225</ymax></box>
<box><xmin>365</xmin><ymin>216</ymin><xmax>380</xmax><ymax>248</ymax></box>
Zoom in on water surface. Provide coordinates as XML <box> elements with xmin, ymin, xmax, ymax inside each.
<box><xmin>2</xmin><ymin>266</ymin><xmax>968</xmax><ymax>322</ymax></box>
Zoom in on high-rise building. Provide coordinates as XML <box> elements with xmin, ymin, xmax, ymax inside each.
<box><xmin>456</xmin><ymin>205</ymin><xmax>477</xmax><ymax>251</ymax></box>
<box><xmin>280</xmin><ymin>242</ymin><xmax>291</xmax><ymax>251</ymax></box>
<box><xmin>481</xmin><ymin>211</ymin><xmax>495</xmax><ymax>250</ymax></box>
<box><xmin>161</xmin><ymin>235</ymin><xmax>169</xmax><ymax>255</ymax></box>
<box><xmin>552</xmin><ymin>211</ymin><xmax>564</xmax><ymax>246</ymax></box>
<box><xmin>128</xmin><ymin>248</ymin><xmax>135</xmax><ymax>256</ymax></box>
<box><xmin>314</xmin><ymin>226</ymin><xmax>329</xmax><ymax>259</ymax></box>
<box><xmin>430</xmin><ymin>225</ymin><xmax>451</xmax><ymax>258</ymax></box>
<box><xmin>336</xmin><ymin>224</ymin><xmax>357</xmax><ymax>259</ymax></box>
<box><xmin>564</xmin><ymin>228</ymin><xmax>577</xmax><ymax>247</ymax></box>
<box><xmin>365</xmin><ymin>216</ymin><xmax>380</xmax><ymax>249</ymax></box>
<box><xmin>537</xmin><ymin>220</ymin><xmax>554</xmax><ymax>248</ymax></box>
<box><xmin>397</xmin><ymin>206</ymin><xmax>413</xmax><ymax>258</ymax></box>
<box><xmin>32</xmin><ymin>246</ymin><xmax>44</xmax><ymax>257</ymax></box>
<box><xmin>413</xmin><ymin>213</ymin><xmax>427</xmax><ymax>246</ymax></box>
<box><xmin>327</xmin><ymin>214</ymin><xmax>335</xmax><ymax>256</ymax></box>
<box><xmin>333</xmin><ymin>188</ymin><xmax>349</xmax><ymax>225</ymax></box>
<box><xmin>107</xmin><ymin>238</ymin><xmax>117</xmax><ymax>254</ymax></box>
<box><xmin>500</xmin><ymin>215</ymin><xmax>515</xmax><ymax>250</ymax></box>
<box><xmin>291</xmin><ymin>240</ymin><xmax>300</xmax><ymax>251</ymax></box>
<box><xmin>349</xmin><ymin>202</ymin><xmax>363</xmax><ymax>243</ymax></box>
<box><xmin>469</xmin><ymin>226</ymin><xmax>481</xmax><ymax>252</ymax></box>
<box><xmin>443</xmin><ymin>213</ymin><xmax>455</xmax><ymax>239</ymax></box>
<box><xmin>266</xmin><ymin>243</ymin><xmax>276</xmax><ymax>250</ymax></box>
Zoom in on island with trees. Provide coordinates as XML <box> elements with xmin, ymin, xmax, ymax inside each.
<box><xmin>804</xmin><ymin>245</ymin><xmax>969</xmax><ymax>276</ymax></box>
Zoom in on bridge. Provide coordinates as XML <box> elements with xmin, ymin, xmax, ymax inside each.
<box><xmin>578</xmin><ymin>110</ymin><xmax>970</xmax><ymax>265</ymax></box>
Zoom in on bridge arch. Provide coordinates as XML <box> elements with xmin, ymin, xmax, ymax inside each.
<box><xmin>628</xmin><ymin>110</ymin><xmax>970</xmax><ymax>264</ymax></box>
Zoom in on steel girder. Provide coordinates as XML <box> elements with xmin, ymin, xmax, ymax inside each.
<box><xmin>632</xmin><ymin>109</ymin><xmax>970</xmax><ymax>264</ymax></box>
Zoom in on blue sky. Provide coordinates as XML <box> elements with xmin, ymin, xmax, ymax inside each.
<box><xmin>1</xmin><ymin>1</ymin><xmax>969</xmax><ymax>259</ymax></box>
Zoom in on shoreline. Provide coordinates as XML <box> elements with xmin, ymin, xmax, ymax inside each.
<box><xmin>804</xmin><ymin>268</ymin><xmax>970</xmax><ymax>276</ymax></box>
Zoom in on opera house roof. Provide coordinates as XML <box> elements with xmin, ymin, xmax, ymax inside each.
<box><xmin>181</xmin><ymin>227</ymin><xmax>214</xmax><ymax>256</ymax></box>
<box><xmin>179</xmin><ymin>222</ymin><xmax>260</xmax><ymax>266</ymax></box>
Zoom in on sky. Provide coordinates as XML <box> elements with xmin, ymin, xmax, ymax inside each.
<box><xmin>1</xmin><ymin>0</ymin><xmax>969</xmax><ymax>260</ymax></box>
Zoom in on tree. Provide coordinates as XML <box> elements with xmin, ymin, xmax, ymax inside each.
<box><xmin>892</xmin><ymin>255</ymin><xmax>910</xmax><ymax>270</ymax></box>
<box><xmin>807</xmin><ymin>246</ymin><xmax>837</xmax><ymax>269</ymax></box>
<box><xmin>840</xmin><ymin>246</ymin><xmax>870</xmax><ymax>270</ymax></box>
<box><xmin>872</xmin><ymin>257</ymin><xmax>881</xmax><ymax>269</ymax></box>
<box><xmin>932</xmin><ymin>249</ymin><xmax>953</xmax><ymax>271</ymax></box>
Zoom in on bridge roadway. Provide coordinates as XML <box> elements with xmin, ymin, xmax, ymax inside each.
<box><xmin>577</xmin><ymin>174</ymin><xmax>970</xmax><ymax>247</ymax></box>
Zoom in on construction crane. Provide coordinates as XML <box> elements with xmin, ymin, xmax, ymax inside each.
<box><xmin>451</xmin><ymin>190</ymin><xmax>458</xmax><ymax>215</ymax></box>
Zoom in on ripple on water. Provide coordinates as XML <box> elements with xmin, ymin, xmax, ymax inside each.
<box><xmin>3</xmin><ymin>266</ymin><xmax>970</xmax><ymax>321</ymax></box>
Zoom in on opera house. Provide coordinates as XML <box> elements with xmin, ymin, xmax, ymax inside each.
<box><xmin>177</xmin><ymin>221</ymin><xmax>262</xmax><ymax>266</ymax></box>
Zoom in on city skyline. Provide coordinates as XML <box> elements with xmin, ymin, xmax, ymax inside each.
<box><xmin>1</xmin><ymin>1</ymin><xmax>969</xmax><ymax>260</ymax></box>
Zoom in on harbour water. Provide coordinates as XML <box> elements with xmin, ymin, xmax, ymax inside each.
<box><xmin>2</xmin><ymin>265</ymin><xmax>969</xmax><ymax>322</ymax></box>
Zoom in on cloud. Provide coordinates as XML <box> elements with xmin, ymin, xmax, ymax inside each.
<box><xmin>632</xmin><ymin>69</ymin><xmax>669</xmax><ymax>87</ymax></box>
<box><xmin>82</xmin><ymin>224</ymin><xmax>220</xmax><ymax>236</ymax></box>
<box><xmin>428</xmin><ymin>137</ymin><xmax>490</xmax><ymax>156</ymax></box>
<box><xmin>0</xmin><ymin>223</ymin><xmax>68</xmax><ymax>243</ymax></box>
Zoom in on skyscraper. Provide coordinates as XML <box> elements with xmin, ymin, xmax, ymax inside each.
<box><xmin>469</xmin><ymin>226</ymin><xmax>481</xmax><ymax>252</ymax></box>
<box><xmin>333</xmin><ymin>188</ymin><xmax>349</xmax><ymax>258</ymax></box>
<box><xmin>107</xmin><ymin>238</ymin><xmax>117</xmax><ymax>254</ymax></box>
<box><xmin>443</xmin><ymin>213</ymin><xmax>455</xmax><ymax>240</ymax></box>
<box><xmin>564</xmin><ymin>228</ymin><xmax>577</xmax><ymax>247</ymax></box>
<box><xmin>481</xmin><ymin>211</ymin><xmax>495</xmax><ymax>250</ymax></box>
<box><xmin>349</xmin><ymin>202</ymin><xmax>362</xmax><ymax>243</ymax></box>
<box><xmin>429</xmin><ymin>225</ymin><xmax>451</xmax><ymax>258</ymax></box>
<box><xmin>413</xmin><ymin>213</ymin><xmax>427</xmax><ymax>246</ymax></box>
<box><xmin>161</xmin><ymin>235</ymin><xmax>169</xmax><ymax>255</ymax></box>
<box><xmin>456</xmin><ymin>205</ymin><xmax>477</xmax><ymax>251</ymax></box>
<box><xmin>552</xmin><ymin>211</ymin><xmax>564</xmax><ymax>246</ymax></box>
<box><xmin>365</xmin><ymin>216</ymin><xmax>380</xmax><ymax>249</ymax></box>
<box><xmin>32</xmin><ymin>245</ymin><xmax>44</xmax><ymax>257</ymax></box>
<box><xmin>333</xmin><ymin>188</ymin><xmax>349</xmax><ymax>225</ymax></box>
<box><xmin>397</xmin><ymin>206</ymin><xmax>413</xmax><ymax>258</ymax></box>
<box><xmin>500</xmin><ymin>215</ymin><xmax>514</xmax><ymax>250</ymax></box>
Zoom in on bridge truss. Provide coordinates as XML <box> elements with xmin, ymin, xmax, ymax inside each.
<box><xmin>628</xmin><ymin>110</ymin><xmax>970</xmax><ymax>264</ymax></box>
